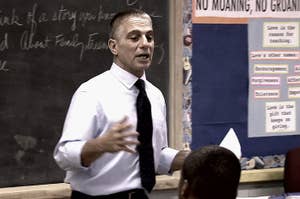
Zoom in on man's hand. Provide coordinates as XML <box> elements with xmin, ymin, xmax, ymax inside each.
<box><xmin>95</xmin><ymin>116</ymin><xmax>140</xmax><ymax>153</ymax></box>
<box><xmin>81</xmin><ymin>116</ymin><xmax>139</xmax><ymax>167</ymax></box>
<box><xmin>170</xmin><ymin>150</ymin><xmax>190</xmax><ymax>172</ymax></box>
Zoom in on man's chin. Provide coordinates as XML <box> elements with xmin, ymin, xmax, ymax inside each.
<box><xmin>138</xmin><ymin>64</ymin><xmax>151</xmax><ymax>70</ymax></box>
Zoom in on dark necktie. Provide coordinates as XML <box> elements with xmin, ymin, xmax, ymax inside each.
<box><xmin>135</xmin><ymin>79</ymin><xmax>156</xmax><ymax>192</ymax></box>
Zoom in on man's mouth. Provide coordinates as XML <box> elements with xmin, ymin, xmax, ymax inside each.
<box><xmin>136</xmin><ymin>53</ymin><xmax>150</xmax><ymax>59</ymax></box>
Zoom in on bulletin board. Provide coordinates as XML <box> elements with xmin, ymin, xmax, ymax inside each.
<box><xmin>191</xmin><ymin>0</ymin><xmax>300</xmax><ymax>157</ymax></box>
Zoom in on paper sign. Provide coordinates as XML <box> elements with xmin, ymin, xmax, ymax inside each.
<box><xmin>220</xmin><ymin>128</ymin><xmax>241</xmax><ymax>159</ymax></box>
<box><xmin>265</xmin><ymin>101</ymin><xmax>296</xmax><ymax>133</ymax></box>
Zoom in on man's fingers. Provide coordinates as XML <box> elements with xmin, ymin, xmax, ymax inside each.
<box><xmin>118</xmin><ymin>116</ymin><xmax>130</xmax><ymax>129</ymax></box>
<box><xmin>119</xmin><ymin>115</ymin><xmax>128</xmax><ymax>124</ymax></box>
<box><xmin>123</xmin><ymin>139</ymin><xmax>140</xmax><ymax>146</ymax></box>
<box><xmin>123</xmin><ymin>146</ymin><xmax>137</xmax><ymax>153</ymax></box>
<box><xmin>115</xmin><ymin>138</ymin><xmax>140</xmax><ymax>146</ymax></box>
<box><xmin>121</xmin><ymin>131</ymin><xmax>139</xmax><ymax>138</ymax></box>
<box><xmin>112</xmin><ymin>116</ymin><xmax>133</xmax><ymax>133</ymax></box>
<box><xmin>119</xmin><ymin>122</ymin><xmax>132</xmax><ymax>132</ymax></box>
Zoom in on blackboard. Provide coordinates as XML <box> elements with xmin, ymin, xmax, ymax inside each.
<box><xmin>0</xmin><ymin>0</ymin><xmax>169</xmax><ymax>187</ymax></box>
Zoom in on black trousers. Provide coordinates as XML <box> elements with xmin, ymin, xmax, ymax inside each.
<box><xmin>71</xmin><ymin>189</ymin><xmax>149</xmax><ymax>199</ymax></box>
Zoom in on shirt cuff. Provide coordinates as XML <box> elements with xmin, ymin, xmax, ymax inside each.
<box><xmin>57</xmin><ymin>140</ymin><xmax>89</xmax><ymax>171</ymax></box>
<box><xmin>157</xmin><ymin>147</ymin><xmax>179</xmax><ymax>175</ymax></box>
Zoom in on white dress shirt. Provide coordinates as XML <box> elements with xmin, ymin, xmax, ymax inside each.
<box><xmin>53</xmin><ymin>63</ymin><xmax>178</xmax><ymax>196</ymax></box>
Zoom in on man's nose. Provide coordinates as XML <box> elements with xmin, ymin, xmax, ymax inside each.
<box><xmin>140</xmin><ymin>36</ymin><xmax>152</xmax><ymax>47</ymax></box>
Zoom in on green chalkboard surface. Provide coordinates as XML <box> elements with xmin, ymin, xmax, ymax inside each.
<box><xmin>0</xmin><ymin>0</ymin><xmax>169</xmax><ymax>187</ymax></box>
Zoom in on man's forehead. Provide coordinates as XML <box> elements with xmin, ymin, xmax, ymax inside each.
<box><xmin>122</xmin><ymin>14</ymin><xmax>152</xmax><ymax>26</ymax></box>
<box><xmin>119</xmin><ymin>15</ymin><xmax>153</xmax><ymax>33</ymax></box>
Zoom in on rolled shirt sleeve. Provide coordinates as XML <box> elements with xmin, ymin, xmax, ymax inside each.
<box><xmin>157</xmin><ymin>147</ymin><xmax>178</xmax><ymax>175</ymax></box>
<box><xmin>54</xmin><ymin>140</ymin><xmax>89</xmax><ymax>171</ymax></box>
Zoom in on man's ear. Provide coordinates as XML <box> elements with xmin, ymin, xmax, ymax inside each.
<box><xmin>108</xmin><ymin>38</ymin><xmax>117</xmax><ymax>55</ymax></box>
<box><xmin>180</xmin><ymin>180</ymin><xmax>189</xmax><ymax>199</ymax></box>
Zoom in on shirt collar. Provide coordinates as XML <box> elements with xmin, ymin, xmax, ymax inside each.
<box><xmin>110</xmin><ymin>63</ymin><xmax>147</xmax><ymax>89</ymax></box>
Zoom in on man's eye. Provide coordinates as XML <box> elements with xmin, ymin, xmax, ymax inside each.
<box><xmin>130</xmin><ymin>36</ymin><xmax>139</xmax><ymax>41</ymax></box>
<box><xmin>146</xmin><ymin>35</ymin><xmax>153</xmax><ymax>42</ymax></box>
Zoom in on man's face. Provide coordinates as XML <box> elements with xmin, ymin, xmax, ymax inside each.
<box><xmin>109</xmin><ymin>14</ymin><xmax>154</xmax><ymax>77</ymax></box>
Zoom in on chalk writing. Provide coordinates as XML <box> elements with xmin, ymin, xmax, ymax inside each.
<box><xmin>20</xmin><ymin>31</ymin><xmax>51</xmax><ymax>50</ymax></box>
<box><xmin>0</xmin><ymin>2</ymin><xmax>118</xmax><ymax>71</ymax></box>
<box><xmin>0</xmin><ymin>1</ymin><xmax>166</xmax><ymax>74</ymax></box>
<box><xmin>0</xmin><ymin>2</ymin><xmax>166</xmax><ymax>71</ymax></box>
<box><xmin>0</xmin><ymin>8</ymin><xmax>23</xmax><ymax>26</ymax></box>
<box><xmin>50</xmin><ymin>4</ymin><xmax>115</xmax><ymax>31</ymax></box>
<box><xmin>55</xmin><ymin>33</ymin><xmax>108</xmax><ymax>61</ymax></box>
<box><xmin>26</xmin><ymin>3</ymin><xmax>38</xmax><ymax>31</ymax></box>
<box><xmin>0</xmin><ymin>33</ymin><xmax>8</xmax><ymax>51</ymax></box>
<box><xmin>0</xmin><ymin>60</ymin><xmax>9</xmax><ymax>72</ymax></box>
<box><xmin>51</xmin><ymin>4</ymin><xmax>77</xmax><ymax>31</ymax></box>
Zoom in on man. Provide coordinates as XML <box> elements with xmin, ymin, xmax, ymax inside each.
<box><xmin>178</xmin><ymin>145</ymin><xmax>241</xmax><ymax>199</ymax></box>
<box><xmin>54</xmin><ymin>9</ymin><xmax>188</xmax><ymax>199</ymax></box>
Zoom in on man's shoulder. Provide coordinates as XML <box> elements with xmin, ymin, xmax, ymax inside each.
<box><xmin>79</xmin><ymin>70</ymin><xmax>111</xmax><ymax>91</ymax></box>
<box><xmin>146</xmin><ymin>80</ymin><xmax>165</xmax><ymax>98</ymax></box>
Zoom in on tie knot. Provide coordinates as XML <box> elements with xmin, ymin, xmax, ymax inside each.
<box><xmin>135</xmin><ymin>79</ymin><xmax>145</xmax><ymax>91</ymax></box>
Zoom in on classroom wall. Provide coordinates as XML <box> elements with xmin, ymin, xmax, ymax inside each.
<box><xmin>0</xmin><ymin>0</ymin><xmax>288</xmax><ymax>197</ymax></box>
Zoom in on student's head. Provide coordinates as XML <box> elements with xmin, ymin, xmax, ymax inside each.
<box><xmin>108</xmin><ymin>9</ymin><xmax>154</xmax><ymax>78</ymax></box>
<box><xmin>178</xmin><ymin>145</ymin><xmax>241</xmax><ymax>199</ymax></box>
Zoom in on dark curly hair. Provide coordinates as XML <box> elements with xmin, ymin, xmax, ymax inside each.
<box><xmin>109</xmin><ymin>9</ymin><xmax>150</xmax><ymax>39</ymax></box>
<box><xmin>181</xmin><ymin>145</ymin><xmax>241</xmax><ymax>199</ymax></box>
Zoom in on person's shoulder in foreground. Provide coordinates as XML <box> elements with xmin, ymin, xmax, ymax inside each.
<box><xmin>178</xmin><ymin>145</ymin><xmax>241</xmax><ymax>199</ymax></box>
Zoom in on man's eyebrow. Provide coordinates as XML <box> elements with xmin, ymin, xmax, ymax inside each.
<box><xmin>127</xmin><ymin>30</ymin><xmax>153</xmax><ymax>35</ymax></box>
<box><xmin>127</xmin><ymin>30</ymin><xmax>140</xmax><ymax>35</ymax></box>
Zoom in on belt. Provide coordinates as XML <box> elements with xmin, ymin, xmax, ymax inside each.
<box><xmin>71</xmin><ymin>189</ymin><xmax>148</xmax><ymax>199</ymax></box>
